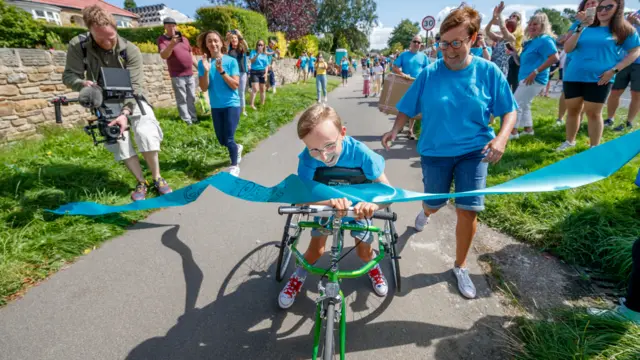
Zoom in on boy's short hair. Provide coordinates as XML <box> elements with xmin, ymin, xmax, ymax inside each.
<box><xmin>297</xmin><ymin>104</ymin><xmax>343</xmax><ymax>139</ymax></box>
<box><xmin>82</xmin><ymin>5</ymin><xmax>117</xmax><ymax>29</ymax></box>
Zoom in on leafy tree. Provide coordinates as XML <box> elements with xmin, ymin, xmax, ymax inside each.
<box><xmin>390</xmin><ymin>42</ymin><xmax>404</xmax><ymax>54</ymax></box>
<box><xmin>0</xmin><ymin>0</ymin><xmax>45</xmax><ymax>48</ymax></box>
<box><xmin>562</xmin><ymin>8</ymin><xmax>577</xmax><ymax>22</ymax></box>
<box><xmin>124</xmin><ymin>0</ymin><xmax>137</xmax><ymax>9</ymax></box>
<box><xmin>537</xmin><ymin>8</ymin><xmax>571</xmax><ymax>35</ymax></box>
<box><xmin>333</xmin><ymin>26</ymin><xmax>369</xmax><ymax>53</ymax></box>
<box><xmin>318</xmin><ymin>33</ymin><xmax>333</xmax><ymax>52</ymax></box>
<box><xmin>315</xmin><ymin>0</ymin><xmax>377</xmax><ymax>52</ymax></box>
<box><xmin>209</xmin><ymin>0</ymin><xmax>316</xmax><ymax>39</ymax></box>
<box><xmin>288</xmin><ymin>34</ymin><xmax>318</xmax><ymax>57</ymax></box>
<box><xmin>335</xmin><ymin>32</ymin><xmax>349</xmax><ymax>51</ymax></box>
<box><xmin>387</xmin><ymin>19</ymin><xmax>420</xmax><ymax>50</ymax></box>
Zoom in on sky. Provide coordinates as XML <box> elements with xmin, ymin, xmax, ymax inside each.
<box><xmin>106</xmin><ymin>0</ymin><xmax>638</xmax><ymax>50</ymax></box>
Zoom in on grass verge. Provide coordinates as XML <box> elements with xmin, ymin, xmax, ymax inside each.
<box><xmin>0</xmin><ymin>79</ymin><xmax>339</xmax><ymax>305</ymax></box>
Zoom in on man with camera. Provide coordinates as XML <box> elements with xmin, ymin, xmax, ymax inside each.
<box><xmin>157</xmin><ymin>17</ymin><xmax>197</xmax><ymax>125</ymax></box>
<box><xmin>63</xmin><ymin>5</ymin><xmax>172</xmax><ymax>201</ymax></box>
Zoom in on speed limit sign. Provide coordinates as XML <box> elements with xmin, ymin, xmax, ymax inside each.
<box><xmin>422</xmin><ymin>16</ymin><xmax>436</xmax><ymax>31</ymax></box>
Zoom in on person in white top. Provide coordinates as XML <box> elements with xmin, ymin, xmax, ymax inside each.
<box><xmin>372</xmin><ymin>59</ymin><xmax>384</xmax><ymax>96</ymax></box>
<box><xmin>362</xmin><ymin>66</ymin><xmax>371</xmax><ymax>97</ymax></box>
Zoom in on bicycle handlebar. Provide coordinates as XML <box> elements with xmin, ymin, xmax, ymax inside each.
<box><xmin>278</xmin><ymin>205</ymin><xmax>397</xmax><ymax>221</ymax></box>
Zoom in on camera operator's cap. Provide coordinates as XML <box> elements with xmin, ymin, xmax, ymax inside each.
<box><xmin>163</xmin><ymin>17</ymin><xmax>177</xmax><ymax>25</ymax></box>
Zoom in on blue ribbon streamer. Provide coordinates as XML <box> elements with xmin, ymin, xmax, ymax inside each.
<box><xmin>48</xmin><ymin>130</ymin><xmax>640</xmax><ymax>216</ymax></box>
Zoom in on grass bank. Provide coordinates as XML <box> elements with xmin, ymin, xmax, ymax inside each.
<box><xmin>0</xmin><ymin>79</ymin><xmax>339</xmax><ymax>305</ymax></box>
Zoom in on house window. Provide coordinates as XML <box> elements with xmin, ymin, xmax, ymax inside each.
<box><xmin>115</xmin><ymin>16</ymin><xmax>133</xmax><ymax>28</ymax></box>
<box><xmin>32</xmin><ymin>8</ymin><xmax>61</xmax><ymax>25</ymax></box>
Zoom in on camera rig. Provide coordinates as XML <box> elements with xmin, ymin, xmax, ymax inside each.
<box><xmin>50</xmin><ymin>67</ymin><xmax>146</xmax><ymax>146</ymax></box>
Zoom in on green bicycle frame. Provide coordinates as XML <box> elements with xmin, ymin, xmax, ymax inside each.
<box><xmin>293</xmin><ymin>220</ymin><xmax>387</xmax><ymax>360</ymax></box>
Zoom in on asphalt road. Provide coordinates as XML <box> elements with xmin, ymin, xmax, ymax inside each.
<box><xmin>0</xmin><ymin>77</ymin><xmax>513</xmax><ymax>360</ymax></box>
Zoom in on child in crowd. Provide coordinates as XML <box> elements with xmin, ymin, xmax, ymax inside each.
<box><xmin>362</xmin><ymin>66</ymin><xmax>371</xmax><ymax>98</ymax></box>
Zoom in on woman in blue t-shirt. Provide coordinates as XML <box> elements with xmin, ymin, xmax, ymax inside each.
<box><xmin>227</xmin><ymin>29</ymin><xmax>249</xmax><ymax>116</ymax></box>
<box><xmin>510</xmin><ymin>12</ymin><xmax>559</xmax><ymax>138</ymax></box>
<box><xmin>340</xmin><ymin>57</ymin><xmax>350</xmax><ymax>86</ymax></box>
<box><xmin>381</xmin><ymin>6</ymin><xmax>518</xmax><ymax>300</ymax></box>
<box><xmin>559</xmin><ymin>0</ymin><xmax>640</xmax><ymax>151</ymax></box>
<box><xmin>197</xmin><ymin>30</ymin><xmax>243</xmax><ymax>177</ymax></box>
<box><xmin>249</xmin><ymin>39</ymin><xmax>271</xmax><ymax>110</ymax></box>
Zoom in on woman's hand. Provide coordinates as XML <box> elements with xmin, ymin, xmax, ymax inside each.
<box><xmin>215</xmin><ymin>56</ymin><xmax>224</xmax><ymax>74</ymax></box>
<box><xmin>354</xmin><ymin>202</ymin><xmax>380</xmax><ymax>220</ymax></box>
<box><xmin>577</xmin><ymin>11</ymin><xmax>595</xmax><ymax>26</ymax></box>
<box><xmin>201</xmin><ymin>53</ymin><xmax>210</xmax><ymax>72</ymax></box>
<box><xmin>524</xmin><ymin>71</ymin><xmax>537</xmax><ymax>85</ymax></box>
<box><xmin>493</xmin><ymin>1</ymin><xmax>504</xmax><ymax>21</ymax></box>
<box><xmin>598</xmin><ymin>69</ymin><xmax>615</xmax><ymax>85</ymax></box>
<box><xmin>482</xmin><ymin>135</ymin><xmax>508</xmax><ymax>164</ymax></box>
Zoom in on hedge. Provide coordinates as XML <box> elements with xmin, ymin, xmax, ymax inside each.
<box><xmin>288</xmin><ymin>34</ymin><xmax>319</xmax><ymax>58</ymax></box>
<box><xmin>195</xmin><ymin>6</ymin><xmax>269</xmax><ymax>50</ymax></box>
<box><xmin>0</xmin><ymin>0</ymin><xmax>45</xmax><ymax>48</ymax></box>
<box><xmin>44</xmin><ymin>24</ymin><xmax>200</xmax><ymax>47</ymax></box>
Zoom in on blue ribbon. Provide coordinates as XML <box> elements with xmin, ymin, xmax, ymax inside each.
<box><xmin>48</xmin><ymin>130</ymin><xmax>640</xmax><ymax>216</ymax></box>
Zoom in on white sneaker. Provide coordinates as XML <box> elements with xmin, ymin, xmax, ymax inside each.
<box><xmin>555</xmin><ymin>119</ymin><xmax>563</xmax><ymax>126</ymax></box>
<box><xmin>242</xmin><ymin>111</ymin><xmax>248</xmax><ymax>117</ymax></box>
<box><xmin>324</xmin><ymin>97</ymin><xmax>328</xmax><ymax>103</ymax></box>
<box><xmin>453</xmin><ymin>266</ymin><xmax>477</xmax><ymax>299</ymax></box>
<box><xmin>227</xmin><ymin>165</ymin><xmax>240</xmax><ymax>177</ymax></box>
<box><xmin>368</xmin><ymin>265</ymin><xmax>388</xmax><ymax>297</ymax></box>
<box><xmin>414</xmin><ymin>210</ymin><xmax>429</xmax><ymax>232</ymax></box>
<box><xmin>509</xmin><ymin>132</ymin><xmax>520</xmax><ymax>140</ymax></box>
<box><xmin>318</xmin><ymin>100</ymin><xmax>322</xmax><ymax>104</ymax></box>
<box><xmin>236</xmin><ymin>144</ymin><xmax>244</xmax><ymax>165</ymax></box>
<box><xmin>556</xmin><ymin>141</ymin><xmax>576</xmax><ymax>152</ymax></box>
<box><xmin>278</xmin><ymin>273</ymin><xmax>306</xmax><ymax>309</ymax></box>
<box><xmin>520</xmin><ymin>130</ymin><xmax>534</xmax><ymax>136</ymax></box>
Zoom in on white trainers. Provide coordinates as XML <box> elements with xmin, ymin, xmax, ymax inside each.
<box><xmin>555</xmin><ymin>119</ymin><xmax>563</xmax><ymax>126</ymax></box>
<box><xmin>368</xmin><ymin>265</ymin><xmax>388</xmax><ymax>297</ymax></box>
<box><xmin>414</xmin><ymin>210</ymin><xmax>429</xmax><ymax>232</ymax></box>
<box><xmin>324</xmin><ymin>96</ymin><xmax>328</xmax><ymax>103</ymax></box>
<box><xmin>227</xmin><ymin>166</ymin><xmax>240</xmax><ymax>177</ymax></box>
<box><xmin>453</xmin><ymin>266</ymin><xmax>477</xmax><ymax>299</ymax></box>
<box><xmin>236</xmin><ymin>144</ymin><xmax>244</xmax><ymax>164</ymax></box>
<box><xmin>509</xmin><ymin>132</ymin><xmax>520</xmax><ymax>140</ymax></box>
<box><xmin>520</xmin><ymin>130</ymin><xmax>534</xmax><ymax>136</ymax></box>
<box><xmin>556</xmin><ymin>141</ymin><xmax>576</xmax><ymax>152</ymax></box>
<box><xmin>278</xmin><ymin>273</ymin><xmax>306</xmax><ymax>309</ymax></box>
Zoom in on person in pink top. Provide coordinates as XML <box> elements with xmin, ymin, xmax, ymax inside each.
<box><xmin>157</xmin><ymin>17</ymin><xmax>197</xmax><ymax>125</ymax></box>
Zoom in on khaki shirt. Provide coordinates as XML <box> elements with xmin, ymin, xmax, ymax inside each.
<box><xmin>63</xmin><ymin>33</ymin><xmax>144</xmax><ymax>113</ymax></box>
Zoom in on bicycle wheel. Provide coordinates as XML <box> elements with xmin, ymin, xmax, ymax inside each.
<box><xmin>321</xmin><ymin>302</ymin><xmax>337</xmax><ymax>360</ymax></box>
<box><xmin>385</xmin><ymin>207</ymin><xmax>401</xmax><ymax>293</ymax></box>
<box><xmin>275</xmin><ymin>212</ymin><xmax>300</xmax><ymax>282</ymax></box>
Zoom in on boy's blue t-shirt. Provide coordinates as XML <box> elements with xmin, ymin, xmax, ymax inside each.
<box><xmin>564</xmin><ymin>26</ymin><xmax>640</xmax><ymax>83</ymax></box>
<box><xmin>197</xmin><ymin>55</ymin><xmax>240</xmax><ymax>109</ymax></box>
<box><xmin>396</xmin><ymin>57</ymin><xmax>518</xmax><ymax>157</ymax></box>
<box><xmin>341</xmin><ymin>60</ymin><xmax>350</xmax><ymax>70</ymax></box>
<box><xmin>300</xmin><ymin>55</ymin><xmax>308</xmax><ymax>68</ymax></box>
<box><xmin>517</xmin><ymin>35</ymin><xmax>558</xmax><ymax>85</ymax></box>
<box><xmin>470</xmin><ymin>46</ymin><xmax>493</xmax><ymax>58</ymax></box>
<box><xmin>309</xmin><ymin>56</ymin><xmax>316</xmax><ymax>68</ymax></box>
<box><xmin>249</xmin><ymin>50</ymin><xmax>270</xmax><ymax>71</ymax></box>
<box><xmin>393</xmin><ymin>50</ymin><xmax>430</xmax><ymax>78</ymax></box>
<box><xmin>297</xmin><ymin>136</ymin><xmax>385</xmax><ymax>181</ymax></box>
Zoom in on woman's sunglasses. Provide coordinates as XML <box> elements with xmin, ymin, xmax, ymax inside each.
<box><xmin>597</xmin><ymin>4</ymin><xmax>615</xmax><ymax>12</ymax></box>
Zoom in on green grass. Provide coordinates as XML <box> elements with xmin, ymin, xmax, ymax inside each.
<box><xmin>482</xmin><ymin>97</ymin><xmax>640</xmax><ymax>284</ymax></box>
<box><xmin>0</xmin><ymin>79</ymin><xmax>339</xmax><ymax>305</ymax></box>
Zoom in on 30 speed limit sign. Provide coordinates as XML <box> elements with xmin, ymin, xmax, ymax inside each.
<box><xmin>422</xmin><ymin>16</ymin><xmax>436</xmax><ymax>31</ymax></box>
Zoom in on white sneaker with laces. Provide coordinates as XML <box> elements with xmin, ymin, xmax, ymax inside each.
<box><xmin>414</xmin><ymin>210</ymin><xmax>429</xmax><ymax>232</ymax></box>
<box><xmin>520</xmin><ymin>130</ymin><xmax>534</xmax><ymax>136</ymax></box>
<box><xmin>509</xmin><ymin>132</ymin><xmax>520</xmax><ymax>140</ymax></box>
<box><xmin>555</xmin><ymin>119</ymin><xmax>563</xmax><ymax>126</ymax></box>
<box><xmin>227</xmin><ymin>166</ymin><xmax>240</xmax><ymax>177</ymax></box>
<box><xmin>453</xmin><ymin>266</ymin><xmax>477</xmax><ymax>299</ymax></box>
<box><xmin>368</xmin><ymin>265</ymin><xmax>388</xmax><ymax>297</ymax></box>
<box><xmin>236</xmin><ymin>144</ymin><xmax>244</xmax><ymax>164</ymax></box>
<box><xmin>556</xmin><ymin>141</ymin><xmax>576</xmax><ymax>152</ymax></box>
<box><xmin>278</xmin><ymin>273</ymin><xmax>306</xmax><ymax>309</ymax></box>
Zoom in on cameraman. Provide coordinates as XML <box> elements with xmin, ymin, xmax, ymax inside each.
<box><xmin>63</xmin><ymin>5</ymin><xmax>173</xmax><ymax>201</ymax></box>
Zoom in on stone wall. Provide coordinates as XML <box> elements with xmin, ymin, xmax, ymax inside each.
<box><xmin>0</xmin><ymin>49</ymin><xmax>299</xmax><ymax>144</ymax></box>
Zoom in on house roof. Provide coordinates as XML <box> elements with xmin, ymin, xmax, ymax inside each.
<box><xmin>26</xmin><ymin>0</ymin><xmax>139</xmax><ymax>18</ymax></box>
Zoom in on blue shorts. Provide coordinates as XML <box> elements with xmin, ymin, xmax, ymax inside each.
<box><xmin>420</xmin><ymin>149</ymin><xmax>488</xmax><ymax>212</ymax></box>
<box><xmin>308</xmin><ymin>66</ymin><xmax>315</xmax><ymax>73</ymax></box>
<box><xmin>341</xmin><ymin>69</ymin><xmax>349</xmax><ymax>79</ymax></box>
<box><xmin>310</xmin><ymin>217</ymin><xmax>373</xmax><ymax>244</ymax></box>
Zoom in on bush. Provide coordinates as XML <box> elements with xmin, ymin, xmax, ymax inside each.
<box><xmin>318</xmin><ymin>33</ymin><xmax>333</xmax><ymax>52</ymax></box>
<box><xmin>119</xmin><ymin>25</ymin><xmax>165</xmax><ymax>43</ymax></box>
<box><xmin>267</xmin><ymin>31</ymin><xmax>287</xmax><ymax>58</ymax></box>
<box><xmin>133</xmin><ymin>41</ymin><xmax>158</xmax><ymax>53</ymax></box>
<box><xmin>195</xmin><ymin>6</ymin><xmax>269</xmax><ymax>50</ymax></box>
<box><xmin>288</xmin><ymin>34</ymin><xmax>319</xmax><ymax>58</ymax></box>
<box><xmin>0</xmin><ymin>0</ymin><xmax>45</xmax><ymax>48</ymax></box>
<box><xmin>176</xmin><ymin>24</ymin><xmax>199</xmax><ymax>42</ymax></box>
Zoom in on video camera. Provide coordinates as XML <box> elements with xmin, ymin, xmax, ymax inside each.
<box><xmin>50</xmin><ymin>67</ymin><xmax>146</xmax><ymax>146</ymax></box>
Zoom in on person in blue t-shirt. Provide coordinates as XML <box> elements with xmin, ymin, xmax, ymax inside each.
<box><xmin>392</xmin><ymin>34</ymin><xmax>430</xmax><ymax>140</ymax></box>
<box><xmin>559</xmin><ymin>0</ymin><xmax>640</xmax><ymax>151</ymax></box>
<box><xmin>265</xmin><ymin>38</ymin><xmax>280</xmax><ymax>95</ymax></box>
<box><xmin>510</xmin><ymin>12</ymin><xmax>559</xmax><ymax>138</ymax></box>
<box><xmin>382</xmin><ymin>6</ymin><xmax>518</xmax><ymax>300</ymax></box>
<box><xmin>470</xmin><ymin>31</ymin><xmax>492</xmax><ymax>60</ymax></box>
<box><xmin>308</xmin><ymin>54</ymin><xmax>316</xmax><ymax>79</ymax></box>
<box><xmin>197</xmin><ymin>30</ymin><xmax>243</xmax><ymax>177</ymax></box>
<box><xmin>249</xmin><ymin>39</ymin><xmax>271</xmax><ymax>110</ymax></box>
<box><xmin>277</xmin><ymin>103</ymin><xmax>391</xmax><ymax>309</ymax></box>
<box><xmin>298</xmin><ymin>52</ymin><xmax>309</xmax><ymax>83</ymax></box>
<box><xmin>340</xmin><ymin>57</ymin><xmax>350</xmax><ymax>86</ymax></box>
<box><xmin>605</xmin><ymin>11</ymin><xmax>640</xmax><ymax>132</ymax></box>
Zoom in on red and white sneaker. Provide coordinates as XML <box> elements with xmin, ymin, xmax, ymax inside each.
<box><xmin>368</xmin><ymin>265</ymin><xmax>388</xmax><ymax>297</ymax></box>
<box><xmin>278</xmin><ymin>273</ymin><xmax>306</xmax><ymax>309</ymax></box>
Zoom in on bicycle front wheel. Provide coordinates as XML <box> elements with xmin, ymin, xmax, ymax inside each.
<box><xmin>322</xmin><ymin>302</ymin><xmax>337</xmax><ymax>360</ymax></box>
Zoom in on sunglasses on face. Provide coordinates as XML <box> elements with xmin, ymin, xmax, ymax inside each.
<box><xmin>412</xmin><ymin>40</ymin><xmax>422</xmax><ymax>44</ymax></box>
<box><xmin>258</xmin><ymin>44</ymin><xmax>264</xmax><ymax>47</ymax></box>
<box><xmin>597</xmin><ymin>4</ymin><xmax>615</xmax><ymax>12</ymax></box>
<box><xmin>438</xmin><ymin>37</ymin><xmax>470</xmax><ymax>50</ymax></box>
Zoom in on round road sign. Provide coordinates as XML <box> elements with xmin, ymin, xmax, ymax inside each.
<box><xmin>422</xmin><ymin>16</ymin><xmax>436</xmax><ymax>31</ymax></box>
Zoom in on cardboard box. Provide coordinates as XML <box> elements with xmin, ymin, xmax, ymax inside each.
<box><xmin>377</xmin><ymin>73</ymin><xmax>421</xmax><ymax>119</ymax></box>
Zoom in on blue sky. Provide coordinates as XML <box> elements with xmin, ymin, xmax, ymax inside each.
<box><xmin>107</xmin><ymin>0</ymin><xmax>638</xmax><ymax>49</ymax></box>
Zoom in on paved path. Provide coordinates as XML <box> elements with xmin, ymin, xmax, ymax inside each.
<box><xmin>0</xmin><ymin>78</ymin><xmax>515</xmax><ymax>360</ymax></box>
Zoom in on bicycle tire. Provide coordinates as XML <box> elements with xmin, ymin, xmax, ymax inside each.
<box><xmin>385</xmin><ymin>207</ymin><xmax>401</xmax><ymax>293</ymax></box>
<box><xmin>275</xmin><ymin>212</ymin><xmax>296</xmax><ymax>282</ymax></box>
<box><xmin>322</xmin><ymin>302</ymin><xmax>337</xmax><ymax>360</ymax></box>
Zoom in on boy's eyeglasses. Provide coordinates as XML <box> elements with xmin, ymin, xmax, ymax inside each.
<box><xmin>597</xmin><ymin>4</ymin><xmax>614</xmax><ymax>12</ymax></box>
<box><xmin>308</xmin><ymin>135</ymin><xmax>340</xmax><ymax>159</ymax></box>
<box><xmin>438</xmin><ymin>37</ymin><xmax>470</xmax><ymax>49</ymax></box>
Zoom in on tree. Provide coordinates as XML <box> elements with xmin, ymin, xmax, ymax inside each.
<box><xmin>537</xmin><ymin>8</ymin><xmax>571</xmax><ymax>35</ymax></box>
<box><xmin>318</xmin><ymin>33</ymin><xmax>334</xmax><ymax>52</ymax></box>
<box><xmin>124</xmin><ymin>0</ymin><xmax>137</xmax><ymax>9</ymax></box>
<box><xmin>315</xmin><ymin>0</ymin><xmax>377</xmax><ymax>53</ymax></box>
<box><xmin>387</xmin><ymin>19</ymin><xmax>420</xmax><ymax>50</ymax></box>
<box><xmin>390</xmin><ymin>42</ymin><xmax>404</xmax><ymax>54</ymax></box>
<box><xmin>562</xmin><ymin>8</ymin><xmax>577</xmax><ymax>22</ymax></box>
<box><xmin>209</xmin><ymin>0</ymin><xmax>316</xmax><ymax>39</ymax></box>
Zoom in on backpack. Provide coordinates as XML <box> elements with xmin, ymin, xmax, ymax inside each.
<box><xmin>296</xmin><ymin>58</ymin><xmax>301</xmax><ymax>68</ymax></box>
<box><xmin>78</xmin><ymin>32</ymin><xmax>129</xmax><ymax>72</ymax></box>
